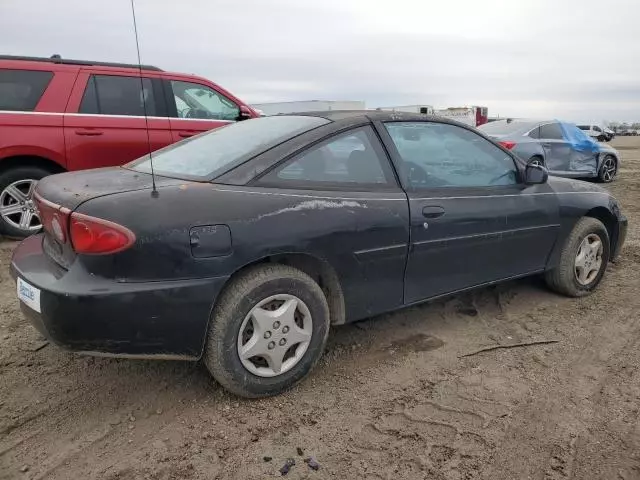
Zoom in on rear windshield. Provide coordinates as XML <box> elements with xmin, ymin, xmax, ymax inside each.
<box><xmin>478</xmin><ymin>120</ymin><xmax>532</xmax><ymax>135</ymax></box>
<box><xmin>129</xmin><ymin>116</ymin><xmax>329</xmax><ymax>179</ymax></box>
<box><xmin>0</xmin><ymin>69</ymin><xmax>53</xmax><ymax>111</ymax></box>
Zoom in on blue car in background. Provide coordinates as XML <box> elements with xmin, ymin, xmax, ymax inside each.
<box><xmin>479</xmin><ymin>119</ymin><xmax>620</xmax><ymax>183</ymax></box>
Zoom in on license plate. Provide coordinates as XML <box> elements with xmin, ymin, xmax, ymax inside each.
<box><xmin>17</xmin><ymin>277</ymin><xmax>41</xmax><ymax>313</ymax></box>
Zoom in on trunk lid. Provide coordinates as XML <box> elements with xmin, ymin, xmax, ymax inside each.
<box><xmin>36</xmin><ymin>167</ymin><xmax>183</xmax><ymax>210</ymax></box>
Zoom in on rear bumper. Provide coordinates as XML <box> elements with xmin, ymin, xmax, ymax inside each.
<box><xmin>11</xmin><ymin>235</ymin><xmax>228</xmax><ymax>359</ymax></box>
<box><xmin>612</xmin><ymin>215</ymin><xmax>628</xmax><ymax>261</ymax></box>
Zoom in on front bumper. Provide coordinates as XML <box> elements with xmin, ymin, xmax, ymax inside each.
<box><xmin>11</xmin><ymin>235</ymin><xmax>228</xmax><ymax>359</ymax></box>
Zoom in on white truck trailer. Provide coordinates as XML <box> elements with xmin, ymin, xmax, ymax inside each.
<box><xmin>251</xmin><ymin>100</ymin><xmax>366</xmax><ymax>116</ymax></box>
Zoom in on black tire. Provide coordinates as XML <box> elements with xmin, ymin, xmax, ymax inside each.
<box><xmin>528</xmin><ymin>156</ymin><xmax>545</xmax><ymax>167</ymax></box>
<box><xmin>597</xmin><ymin>155</ymin><xmax>617</xmax><ymax>183</ymax></box>
<box><xmin>0</xmin><ymin>166</ymin><xmax>52</xmax><ymax>239</ymax></box>
<box><xmin>204</xmin><ymin>264</ymin><xmax>330</xmax><ymax>398</ymax></box>
<box><xmin>597</xmin><ymin>135</ymin><xmax>606</xmax><ymax>142</ymax></box>
<box><xmin>544</xmin><ymin>217</ymin><xmax>610</xmax><ymax>297</ymax></box>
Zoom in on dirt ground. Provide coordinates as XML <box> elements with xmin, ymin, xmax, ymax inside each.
<box><xmin>1</xmin><ymin>137</ymin><xmax>640</xmax><ymax>480</ymax></box>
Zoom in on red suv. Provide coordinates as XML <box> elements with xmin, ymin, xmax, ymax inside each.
<box><xmin>0</xmin><ymin>55</ymin><xmax>259</xmax><ymax>237</ymax></box>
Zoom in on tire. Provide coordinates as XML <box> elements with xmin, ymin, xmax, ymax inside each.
<box><xmin>0</xmin><ymin>166</ymin><xmax>52</xmax><ymax>239</ymax></box>
<box><xmin>528</xmin><ymin>156</ymin><xmax>544</xmax><ymax>167</ymax></box>
<box><xmin>597</xmin><ymin>135</ymin><xmax>606</xmax><ymax>142</ymax></box>
<box><xmin>545</xmin><ymin>217</ymin><xmax>610</xmax><ymax>297</ymax></box>
<box><xmin>597</xmin><ymin>155</ymin><xmax>617</xmax><ymax>183</ymax></box>
<box><xmin>204</xmin><ymin>264</ymin><xmax>330</xmax><ymax>398</ymax></box>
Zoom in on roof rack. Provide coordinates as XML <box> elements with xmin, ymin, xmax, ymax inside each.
<box><xmin>0</xmin><ymin>55</ymin><xmax>163</xmax><ymax>72</ymax></box>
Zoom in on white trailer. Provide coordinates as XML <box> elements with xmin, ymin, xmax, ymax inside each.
<box><xmin>375</xmin><ymin>105</ymin><xmax>434</xmax><ymax>115</ymax></box>
<box><xmin>251</xmin><ymin>100</ymin><xmax>365</xmax><ymax>116</ymax></box>
<box><xmin>433</xmin><ymin>106</ymin><xmax>488</xmax><ymax>127</ymax></box>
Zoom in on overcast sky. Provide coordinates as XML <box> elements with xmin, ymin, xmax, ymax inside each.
<box><xmin>2</xmin><ymin>0</ymin><xmax>639</xmax><ymax>122</ymax></box>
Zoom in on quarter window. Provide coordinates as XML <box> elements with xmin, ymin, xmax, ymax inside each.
<box><xmin>79</xmin><ymin>75</ymin><xmax>156</xmax><ymax>116</ymax></box>
<box><xmin>259</xmin><ymin>126</ymin><xmax>395</xmax><ymax>189</ymax></box>
<box><xmin>385</xmin><ymin>122</ymin><xmax>518</xmax><ymax>188</ymax></box>
<box><xmin>0</xmin><ymin>69</ymin><xmax>53</xmax><ymax>111</ymax></box>
<box><xmin>170</xmin><ymin>81</ymin><xmax>239</xmax><ymax>121</ymax></box>
<box><xmin>538</xmin><ymin>123</ymin><xmax>564</xmax><ymax>140</ymax></box>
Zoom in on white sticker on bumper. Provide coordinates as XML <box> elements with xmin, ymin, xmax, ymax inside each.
<box><xmin>17</xmin><ymin>277</ymin><xmax>41</xmax><ymax>313</ymax></box>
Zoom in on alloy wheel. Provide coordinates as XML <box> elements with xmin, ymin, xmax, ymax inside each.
<box><xmin>237</xmin><ymin>294</ymin><xmax>313</xmax><ymax>377</ymax></box>
<box><xmin>601</xmin><ymin>156</ymin><xmax>617</xmax><ymax>182</ymax></box>
<box><xmin>0</xmin><ymin>179</ymin><xmax>40</xmax><ymax>232</ymax></box>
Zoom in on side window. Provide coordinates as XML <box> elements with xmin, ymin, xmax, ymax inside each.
<box><xmin>527</xmin><ymin>127</ymin><xmax>540</xmax><ymax>139</ymax></box>
<box><xmin>258</xmin><ymin>126</ymin><xmax>395</xmax><ymax>189</ymax></box>
<box><xmin>0</xmin><ymin>69</ymin><xmax>53</xmax><ymax>111</ymax></box>
<box><xmin>384</xmin><ymin>122</ymin><xmax>518</xmax><ymax>189</ymax></box>
<box><xmin>79</xmin><ymin>75</ymin><xmax>156</xmax><ymax>116</ymax></box>
<box><xmin>170</xmin><ymin>80</ymin><xmax>239</xmax><ymax>121</ymax></box>
<box><xmin>538</xmin><ymin>123</ymin><xmax>564</xmax><ymax>140</ymax></box>
<box><xmin>593</xmin><ymin>126</ymin><xmax>602</xmax><ymax>133</ymax></box>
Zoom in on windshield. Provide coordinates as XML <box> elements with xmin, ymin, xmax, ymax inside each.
<box><xmin>129</xmin><ymin>115</ymin><xmax>329</xmax><ymax>179</ymax></box>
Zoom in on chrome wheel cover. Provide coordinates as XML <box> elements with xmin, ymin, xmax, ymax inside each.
<box><xmin>237</xmin><ymin>294</ymin><xmax>313</xmax><ymax>377</ymax></box>
<box><xmin>575</xmin><ymin>233</ymin><xmax>604</xmax><ymax>285</ymax></box>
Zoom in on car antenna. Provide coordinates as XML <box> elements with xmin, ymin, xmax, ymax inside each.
<box><xmin>130</xmin><ymin>0</ymin><xmax>158</xmax><ymax>198</ymax></box>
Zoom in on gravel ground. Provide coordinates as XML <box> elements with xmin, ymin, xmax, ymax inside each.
<box><xmin>1</xmin><ymin>137</ymin><xmax>639</xmax><ymax>480</ymax></box>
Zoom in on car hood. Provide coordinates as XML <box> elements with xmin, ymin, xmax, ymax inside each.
<box><xmin>36</xmin><ymin>167</ymin><xmax>185</xmax><ymax>210</ymax></box>
<box><xmin>597</xmin><ymin>143</ymin><xmax>618</xmax><ymax>154</ymax></box>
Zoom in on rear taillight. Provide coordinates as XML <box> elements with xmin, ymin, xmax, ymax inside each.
<box><xmin>35</xmin><ymin>194</ymin><xmax>70</xmax><ymax>244</ymax></box>
<box><xmin>70</xmin><ymin>212</ymin><xmax>135</xmax><ymax>255</ymax></box>
<box><xmin>499</xmin><ymin>141</ymin><xmax>516</xmax><ymax>150</ymax></box>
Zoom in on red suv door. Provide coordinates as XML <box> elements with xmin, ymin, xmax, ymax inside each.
<box><xmin>64</xmin><ymin>71</ymin><xmax>172</xmax><ymax>170</ymax></box>
<box><xmin>162</xmin><ymin>77</ymin><xmax>244</xmax><ymax>141</ymax></box>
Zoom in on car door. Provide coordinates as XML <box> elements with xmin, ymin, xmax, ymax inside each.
<box><xmin>64</xmin><ymin>72</ymin><xmax>172</xmax><ymax>171</ymax></box>
<box><xmin>255</xmin><ymin>125</ymin><xmax>410</xmax><ymax>322</ymax></box>
<box><xmin>538</xmin><ymin>122</ymin><xmax>572</xmax><ymax>172</ymax></box>
<box><xmin>378</xmin><ymin>120</ymin><xmax>559</xmax><ymax>305</ymax></box>
<box><xmin>163</xmin><ymin>78</ymin><xmax>240</xmax><ymax>141</ymax></box>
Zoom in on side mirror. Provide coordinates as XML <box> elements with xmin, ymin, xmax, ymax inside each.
<box><xmin>237</xmin><ymin>105</ymin><xmax>253</xmax><ymax>121</ymax></box>
<box><xmin>525</xmin><ymin>163</ymin><xmax>548</xmax><ymax>184</ymax></box>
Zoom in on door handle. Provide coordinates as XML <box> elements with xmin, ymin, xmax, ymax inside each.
<box><xmin>75</xmin><ymin>129</ymin><xmax>103</xmax><ymax>136</ymax></box>
<box><xmin>541</xmin><ymin>142</ymin><xmax>552</xmax><ymax>148</ymax></box>
<box><xmin>422</xmin><ymin>206</ymin><xmax>445</xmax><ymax>218</ymax></box>
<box><xmin>179</xmin><ymin>132</ymin><xmax>196</xmax><ymax>138</ymax></box>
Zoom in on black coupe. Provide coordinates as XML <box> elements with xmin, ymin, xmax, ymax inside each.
<box><xmin>11</xmin><ymin>111</ymin><xmax>627</xmax><ymax>397</ymax></box>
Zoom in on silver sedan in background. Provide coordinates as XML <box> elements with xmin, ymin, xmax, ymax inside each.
<box><xmin>479</xmin><ymin>119</ymin><xmax>620</xmax><ymax>183</ymax></box>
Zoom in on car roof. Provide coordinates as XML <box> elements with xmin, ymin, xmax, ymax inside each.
<box><xmin>280</xmin><ymin>109</ymin><xmax>474</xmax><ymax>125</ymax></box>
<box><xmin>0</xmin><ymin>55</ymin><xmax>162</xmax><ymax>72</ymax></box>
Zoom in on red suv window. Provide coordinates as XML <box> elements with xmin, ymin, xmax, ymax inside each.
<box><xmin>0</xmin><ymin>69</ymin><xmax>53</xmax><ymax>111</ymax></box>
<box><xmin>79</xmin><ymin>74</ymin><xmax>157</xmax><ymax>116</ymax></box>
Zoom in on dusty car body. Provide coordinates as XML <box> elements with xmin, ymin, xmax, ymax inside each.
<box><xmin>12</xmin><ymin>111</ymin><xmax>627</xmax><ymax>397</ymax></box>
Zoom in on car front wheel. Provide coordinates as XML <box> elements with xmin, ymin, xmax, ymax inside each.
<box><xmin>204</xmin><ymin>264</ymin><xmax>330</xmax><ymax>398</ymax></box>
<box><xmin>597</xmin><ymin>155</ymin><xmax>617</xmax><ymax>183</ymax></box>
<box><xmin>545</xmin><ymin>217</ymin><xmax>610</xmax><ymax>297</ymax></box>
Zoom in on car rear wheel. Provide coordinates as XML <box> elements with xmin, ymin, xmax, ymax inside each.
<box><xmin>597</xmin><ymin>155</ymin><xmax>617</xmax><ymax>183</ymax></box>
<box><xmin>544</xmin><ymin>217</ymin><xmax>610</xmax><ymax>297</ymax></box>
<box><xmin>528</xmin><ymin>156</ymin><xmax>544</xmax><ymax>168</ymax></box>
<box><xmin>0</xmin><ymin>166</ymin><xmax>52</xmax><ymax>239</ymax></box>
<box><xmin>204</xmin><ymin>264</ymin><xmax>330</xmax><ymax>398</ymax></box>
